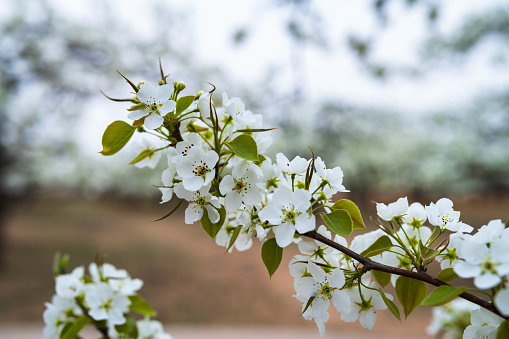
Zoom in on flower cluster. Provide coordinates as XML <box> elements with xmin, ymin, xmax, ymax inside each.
<box><xmin>98</xmin><ymin>70</ymin><xmax>509</xmax><ymax>338</ymax></box>
<box><xmin>43</xmin><ymin>257</ymin><xmax>172</xmax><ymax>339</ymax></box>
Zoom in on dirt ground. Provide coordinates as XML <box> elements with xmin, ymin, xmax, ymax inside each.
<box><xmin>0</xmin><ymin>194</ymin><xmax>506</xmax><ymax>338</ymax></box>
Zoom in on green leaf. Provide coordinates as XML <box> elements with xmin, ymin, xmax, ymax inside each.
<box><xmin>330</xmin><ymin>199</ymin><xmax>366</xmax><ymax>230</ymax></box>
<box><xmin>436</xmin><ymin>267</ymin><xmax>458</xmax><ymax>283</ymax></box>
<box><xmin>200</xmin><ymin>206</ymin><xmax>226</xmax><ymax>239</ymax></box>
<box><xmin>226</xmin><ymin>225</ymin><xmax>242</xmax><ymax>253</ymax></box>
<box><xmin>234</xmin><ymin>128</ymin><xmax>277</xmax><ymax>133</ymax></box>
<box><xmin>176</xmin><ymin>95</ymin><xmax>195</xmax><ymax>115</ymax></box>
<box><xmin>320</xmin><ymin>209</ymin><xmax>353</xmax><ymax>237</ymax></box>
<box><xmin>372</xmin><ymin>270</ymin><xmax>391</xmax><ymax>287</ymax></box>
<box><xmin>225</xmin><ymin>134</ymin><xmax>259</xmax><ymax>161</ymax></box>
<box><xmin>261</xmin><ymin>238</ymin><xmax>283</xmax><ymax>278</ymax></box>
<box><xmin>497</xmin><ymin>320</ymin><xmax>509</xmax><ymax>339</ymax></box>
<box><xmin>395</xmin><ymin>276</ymin><xmax>427</xmax><ymax>318</ymax></box>
<box><xmin>379</xmin><ymin>288</ymin><xmax>401</xmax><ymax>321</ymax></box>
<box><xmin>53</xmin><ymin>252</ymin><xmax>70</xmax><ymax>276</ymax></box>
<box><xmin>360</xmin><ymin>235</ymin><xmax>393</xmax><ymax>258</ymax></box>
<box><xmin>419</xmin><ymin>240</ymin><xmax>440</xmax><ymax>262</ymax></box>
<box><xmin>129</xmin><ymin>294</ymin><xmax>156</xmax><ymax>317</ymax></box>
<box><xmin>115</xmin><ymin>314</ymin><xmax>138</xmax><ymax>338</ymax></box>
<box><xmin>100</xmin><ymin>121</ymin><xmax>136</xmax><ymax>156</ymax></box>
<box><xmin>422</xmin><ymin>285</ymin><xmax>468</xmax><ymax>307</ymax></box>
<box><xmin>128</xmin><ymin>149</ymin><xmax>154</xmax><ymax>165</ymax></box>
<box><xmin>60</xmin><ymin>316</ymin><xmax>90</xmax><ymax>339</ymax></box>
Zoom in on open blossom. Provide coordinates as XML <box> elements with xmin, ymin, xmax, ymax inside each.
<box><xmin>159</xmin><ymin>152</ymin><xmax>178</xmax><ymax>204</ymax></box>
<box><xmin>426</xmin><ymin>198</ymin><xmax>462</xmax><ymax>231</ymax></box>
<box><xmin>376</xmin><ymin>197</ymin><xmax>409</xmax><ymax>221</ymax></box>
<box><xmin>276</xmin><ymin>153</ymin><xmax>309</xmax><ymax>176</ymax></box>
<box><xmin>464</xmin><ymin>307</ymin><xmax>504</xmax><ymax>339</ymax></box>
<box><xmin>43</xmin><ymin>295</ymin><xmax>82</xmax><ymax>339</ymax></box>
<box><xmin>222</xmin><ymin>91</ymin><xmax>256</xmax><ymax>125</ymax></box>
<box><xmin>402</xmin><ymin>202</ymin><xmax>427</xmax><ymax>227</ymax></box>
<box><xmin>341</xmin><ymin>284</ymin><xmax>391</xmax><ymax>330</ymax></box>
<box><xmin>219</xmin><ymin>166</ymin><xmax>262</xmax><ymax>213</ymax></box>
<box><xmin>314</xmin><ymin>157</ymin><xmax>348</xmax><ymax>193</ymax></box>
<box><xmin>137</xmin><ymin>318</ymin><xmax>174</xmax><ymax>339</ymax></box>
<box><xmin>130</xmin><ymin>138</ymin><xmax>165</xmax><ymax>169</ymax></box>
<box><xmin>176</xmin><ymin>146</ymin><xmax>218</xmax><ymax>191</ymax></box>
<box><xmin>296</xmin><ymin>263</ymin><xmax>351</xmax><ymax>319</ymax></box>
<box><xmin>55</xmin><ymin>266</ymin><xmax>84</xmax><ymax>299</ymax></box>
<box><xmin>128</xmin><ymin>83</ymin><xmax>176</xmax><ymax>130</ymax></box>
<box><xmin>258</xmin><ymin>185</ymin><xmax>315</xmax><ymax>247</ymax></box>
<box><xmin>175</xmin><ymin>184</ymin><xmax>221</xmax><ymax>224</ymax></box>
<box><xmin>84</xmin><ymin>282</ymin><xmax>130</xmax><ymax>325</ymax></box>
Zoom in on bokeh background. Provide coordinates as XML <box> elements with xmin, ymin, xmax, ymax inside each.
<box><xmin>1</xmin><ymin>0</ymin><xmax>508</xmax><ymax>338</ymax></box>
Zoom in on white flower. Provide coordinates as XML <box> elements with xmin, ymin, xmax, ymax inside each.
<box><xmin>159</xmin><ymin>153</ymin><xmax>178</xmax><ymax>204</ymax></box>
<box><xmin>174</xmin><ymin>184</ymin><xmax>221</xmax><ymax>224</ymax></box>
<box><xmin>43</xmin><ymin>295</ymin><xmax>82</xmax><ymax>339</ymax></box>
<box><xmin>55</xmin><ymin>266</ymin><xmax>84</xmax><ymax>299</ymax></box>
<box><xmin>340</xmin><ymin>285</ymin><xmax>390</xmax><ymax>330</ymax></box>
<box><xmin>314</xmin><ymin>157</ymin><xmax>348</xmax><ymax>193</ymax></box>
<box><xmin>219</xmin><ymin>166</ymin><xmax>262</xmax><ymax>213</ymax></box>
<box><xmin>464</xmin><ymin>307</ymin><xmax>503</xmax><ymax>339</ymax></box>
<box><xmin>130</xmin><ymin>138</ymin><xmax>165</xmax><ymax>169</ymax></box>
<box><xmin>129</xmin><ymin>83</ymin><xmax>176</xmax><ymax>130</ymax></box>
<box><xmin>426</xmin><ymin>198</ymin><xmax>464</xmax><ymax>232</ymax></box>
<box><xmin>216</xmin><ymin>223</ymin><xmax>253</xmax><ymax>252</ymax></box>
<box><xmin>137</xmin><ymin>318</ymin><xmax>173</xmax><ymax>339</ymax></box>
<box><xmin>376</xmin><ymin>197</ymin><xmax>408</xmax><ymax>222</ymax></box>
<box><xmin>174</xmin><ymin>132</ymin><xmax>203</xmax><ymax>160</ymax></box>
<box><xmin>88</xmin><ymin>263</ymin><xmax>143</xmax><ymax>295</ymax></box>
<box><xmin>258</xmin><ymin>186</ymin><xmax>315</xmax><ymax>247</ymax></box>
<box><xmin>494</xmin><ymin>286</ymin><xmax>509</xmax><ymax>316</ymax></box>
<box><xmin>84</xmin><ymin>282</ymin><xmax>130</xmax><ymax>325</ymax></box>
<box><xmin>222</xmin><ymin>91</ymin><xmax>256</xmax><ymax>125</ymax></box>
<box><xmin>402</xmin><ymin>202</ymin><xmax>427</xmax><ymax>227</ymax></box>
<box><xmin>454</xmin><ymin>236</ymin><xmax>509</xmax><ymax>289</ymax></box>
<box><xmin>176</xmin><ymin>146</ymin><xmax>218</xmax><ymax>191</ymax></box>
<box><xmin>296</xmin><ymin>263</ymin><xmax>350</xmax><ymax>319</ymax></box>
<box><xmin>276</xmin><ymin>153</ymin><xmax>309</xmax><ymax>176</ymax></box>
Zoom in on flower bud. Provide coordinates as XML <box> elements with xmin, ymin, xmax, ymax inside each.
<box><xmin>173</xmin><ymin>81</ymin><xmax>186</xmax><ymax>92</ymax></box>
<box><xmin>137</xmin><ymin>80</ymin><xmax>147</xmax><ymax>88</ymax></box>
<box><xmin>195</xmin><ymin>91</ymin><xmax>205</xmax><ymax>100</ymax></box>
<box><xmin>158</xmin><ymin>80</ymin><xmax>166</xmax><ymax>86</ymax></box>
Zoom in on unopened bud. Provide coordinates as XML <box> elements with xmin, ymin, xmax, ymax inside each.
<box><xmin>195</xmin><ymin>91</ymin><xmax>205</xmax><ymax>100</ymax></box>
<box><xmin>173</xmin><ymin>81</ymin><xmax>186</xmax><ymax>92</ymax></box>
<box><xmin>158</xmin><ymin>80</ymin><xmax>166</xmax><ymax>86</ymax></box>
<box><xmin>137</xmin><ymin>126</ymin><xmax>145</xmax><ymax>133</ymax></box>
<box><xmin>137</xmin><ymin>81</ymin><xmax>147</xmax><ymax>88</ymax></box>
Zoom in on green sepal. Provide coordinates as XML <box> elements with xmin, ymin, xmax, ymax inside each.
<box><xmin>200</xmin><ymin>206</ymin><xmax>227</xmax><ymax>239</ymax></box>
<box><xmin>100</xmin><ymin>121</ymin><xmax>136</xmax><ymax>156</ymax></box>
<box><xmin>360</xmin><ymin>235</ymin><xmax>393</xmax><ymax>258</ymax></box>
<box><xmin>378</xmin><ymin>287</ymin><xmax>401</xmax><ymax>321</ymax></box>
<box><xmin>226</xmin><ymin>225</ymin><xmax>242</xmax><ymax>253</ymax></box>
<box><xmin>115</xmin><ymin>314</ymin><xmax>138</xmax><ymax>338</ymax></box>
<box><xmin>60</xmin><ymin>316</ymin><xmax>90</xmax><ymax>339</ymax></box>
<box><xmin>395</xmin><ymin>276</ymin><xmax>427</xmax><ymax>318</ymax></box>
<box><xmin>129</xmin><ymin>294</ymin><xmax>156</xmax><ymax>317</ymax></box>
<box><xmin>320</xmin><ymin>209</ymin><xmax>353</xmax><ymax>237</ymax></box>
<box><xmin>421</xmin><ymin>285</ymin><xmax>468</xmax><ymax>307</ymax></box>
<box><xmin>224</xmin><ymin>134</ymin><xmax>259</xmax><ymax>161</ymax></box>
<box><xmin>419</xmin><ymin>240</ymin><xmax>440</xmax><ymax>262</ymax></box>
<box><xmin>497</xmin><ymin>320</ymin><xmax>509</xmax><ymax>339</ymax></box>
<box><xmin>372</xmin><ymin>270</ymin><xmax>391</xmax><ymax>287</ymax></box>
<box><xmin>129</xmin><ymin>149</ymin><xmax>154</xmax><ymax>165</ymax></box>
<box><xmin>261</xmin><ymin>238</ymin><xmax>283</xmax><ymax>278</ymax></box>
<box><xmin>117</xmin><ymin>70</ymin><xmax>139</xmax><ymax>92</ymax></box>
<box><xmin>436</xmin><ymin>267</ymin><xmax>459</xmax><ymax>283</ymax></box>
<box><xmin>330</xmin><ymin>199</ymin><xmax>366</xmax><ymax>230</ymax></box>
<box><xmin>176</xmin><ymin>96</ymin><xmax>195</xmax><ymax>115</ymax></box>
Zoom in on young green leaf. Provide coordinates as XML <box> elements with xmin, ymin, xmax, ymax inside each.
<box><xmin>100</xmin><ymin>121</ymin><xmax>136</xmax><ymax>156</ymax></box>
<box><xmin>200</xmin><ymin>206</ymin><xmax>226</xmax><ymax>239</ymax></box>
<box><xmin>360</xmin><ymin>235</ymin><xmax>393</xmax><ymax>258</ymax></box>
<box><xmin>395</xmin><ymin>276</ymin><xmax>427</xmax><ymax>318</ymax></box>
<box><xmin>419</xmin><ymin>240</ymin><xmax>440</xmax><ymax>262</ymax></box>
<box><xmin>176</xmin><ymin>95</ymin><xmax>195</xmax><ymax>115</ymax></box>
<box><xmin>378</xmin><ymin>288</ymin><xmax>401</xmax><ymax>321</ymax></box>
<box><xmin>234</xmin><ymin>128</ymin><xmax>277</xmax><ymax>133</ymax></box>
<box><xmin>372</xmin><ymin>270</ymin><xmax>391</xmax><ymax>287</ymax></box>
<box><xmin>60</xmin><ymin>316</ymin><xmax>90</xmax><ymax>339</ymax></box>
<box><xmin>422</xmin><ymin>285</ymin><xmax>468</xmax><ymax>307</ymax></box>
<box><xmin>436</xmin><ymin>268</ymin><xmax>459</xmax><ymax>283</ymax></box>
<box><xmin>320</xmin><ymin>209</ymin><xmax>353</xmax><ymax>237</ymax></box>
<box><xmin>129</xmin><ymin>294</ymin><xmax>156</xmax><ymax>317</ymax></box>
<box><xmin>261</xmin><ymin>238</ymin><xmax>283</xmax><ymax>278</ymax></box>
<box><xmin>224</xmin><ymin>134</ymin><xmax>259</xmax><ymax>161</ymax></box>
<box><xmin>128</xmin><ymin>149</ymin><xmax>154</xmax><ymax>165</ymax></box>
<box><xmin>226</xmin><ymin>225</ymin><xmax>242</xmax><ymax>253</ymax></box>
<box><xmin>115</xmin><ymin>314</ymin><xmax>139</xmax><ymax>338</ymax></box>
<box><xmin>330</xmin><ymin>199</ymin><xmax>366</xmax><ymax>230</ymax></box>
<box><xmin>497</xmin><ymin>320</ymin><xmax>509</xmax><ymax>339</ymax></box>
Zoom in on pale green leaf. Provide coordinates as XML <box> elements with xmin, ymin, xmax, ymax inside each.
<box><xmin>176</xmin><ymin>95</ymin><xmax>195</xmax><ymax>115</ymax></box>
<box><xmin>320</xmin><ymin>209</ymin><xmax>353</xmax><ymax>237</ymax></box>
<box><xmin>422</xmin><ymin>285</ymin><xmax>467</xmax><ymax>307</ymax></box>
<box><xmin>200</xmin><ymin>206</ymin><xmax>226</xmax><ymax>239</ymax></box>
<box><xmin>331</xmin><ymin>199</ymin><xmax>366</xmax><ymax>229</ymax></box>
<box><xmin>395</xmin><ymin>276</ymin><xmax>427</xmax><ymax>318</ymax></box>
<box><xmin>225</xmin><ymin>134</ymin><xmax>259</xmax><ymax>161</ymax></box>
<box><xmin>100</xmin><ymin>121</ymin><xmax>136</xmax><ymax>156</ymax></box>
<box><xmin>360</xmin><ymin>235</ymin><xmax>393</xmax><ymax>258</ymax></box>
<box><xmin>261</xmin><ymin>238</ymin><xmax>283</xmax><ymax>278</ymax></box>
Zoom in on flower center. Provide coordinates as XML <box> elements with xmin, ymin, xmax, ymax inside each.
<box><xmin>193</xmin><ymin>162</ymin><xmax>211</xmax><ymax>178</ymax></box>
<box><xmin>233</xmin><ymin>178</ymin><xmax>248</xmax><ymax>193</ymax></box>
<box><xmin>317</xmin><ymin>280</ymin><xmax>336</xmax><ymax>300</ymax></box>
<box><xmin>282</xmin><ymin>206</ymin><xmax>300</xmax><ymax>224</ymax></box>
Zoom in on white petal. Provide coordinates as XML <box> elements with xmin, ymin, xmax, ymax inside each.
<box><xmin>224</xmin><ymin>192</ymin><xmax>242</xmax><ymax>213</ymax></box>
<box><xmin>258</xmin><ymin>204</ymin><xmax>284</xmax><ymax>224</ymax></box>
<box><xmin>155</xmin><ymin>84</ymin><xmax>173</xmax><ymax>103</ymax></box>
<box><xmin>205</xmin><ymin>205</ymin><xmax>220</xmax><ymax>223</ymax></box>
<box><xmin>144</xmin><ymin>113</ymin><xmax>164</xmax><ymax>130</ymax></box>
<box><xmin>495</xmin><ymin>288</ymin><xmax>509</xmax><ymax>316</ymax></box>
<box><xmin>312</xmin><ymin>297</ymin><xmax>330</xmax><ymax>319</ymax></box>
<box><xmin>219</xmin><ymin>175</ymin><xmax>235</xmax><ymax>195</ymax></box>
<box><xmin>185</xmin><ymin>205</ymin><xmax>203</xmax><ymax>224</ymax></box>
<box><xmin>182</xmin><ymin>176</ymin><xmax>204</xmax><ymax>192</ymax></box>
<box><xmin>332</xmin><ymin>290</ymin><xmax>351</xmax><ymax>314</ymax></box>
<box><xmin>159</xmin><ymin>99</ymin><xmax>176</xmax><ymax>114</ymax></box>
<box><xmin>474</xmin><ymin>273</ymin><xmax>501</xmax><ymax>290</ymax></box>
<box><xmin>274</xmin><ymin>222</ymin><xmax>296</xmax><ymax>248</ymax></box>
<box><xmin>297</xmin><ymin>277</ymin><xmax>317</xmax><ymax>298</ymax></box>
<box><xmin>127</xmin><ymin>109</ymin><xmax>148</xmax><ymax>120</ymax></box>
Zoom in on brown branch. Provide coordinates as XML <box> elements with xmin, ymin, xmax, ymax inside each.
<box><xmin>302</xmin><ymin>230</ymin><xmax>507</xmax><ymax>320</ymax></box>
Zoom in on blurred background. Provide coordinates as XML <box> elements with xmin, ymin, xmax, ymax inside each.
<box><xmin>1</xmin><ymin>0</ymin><xmax>508</xmax><ymax>338</ymax></box>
